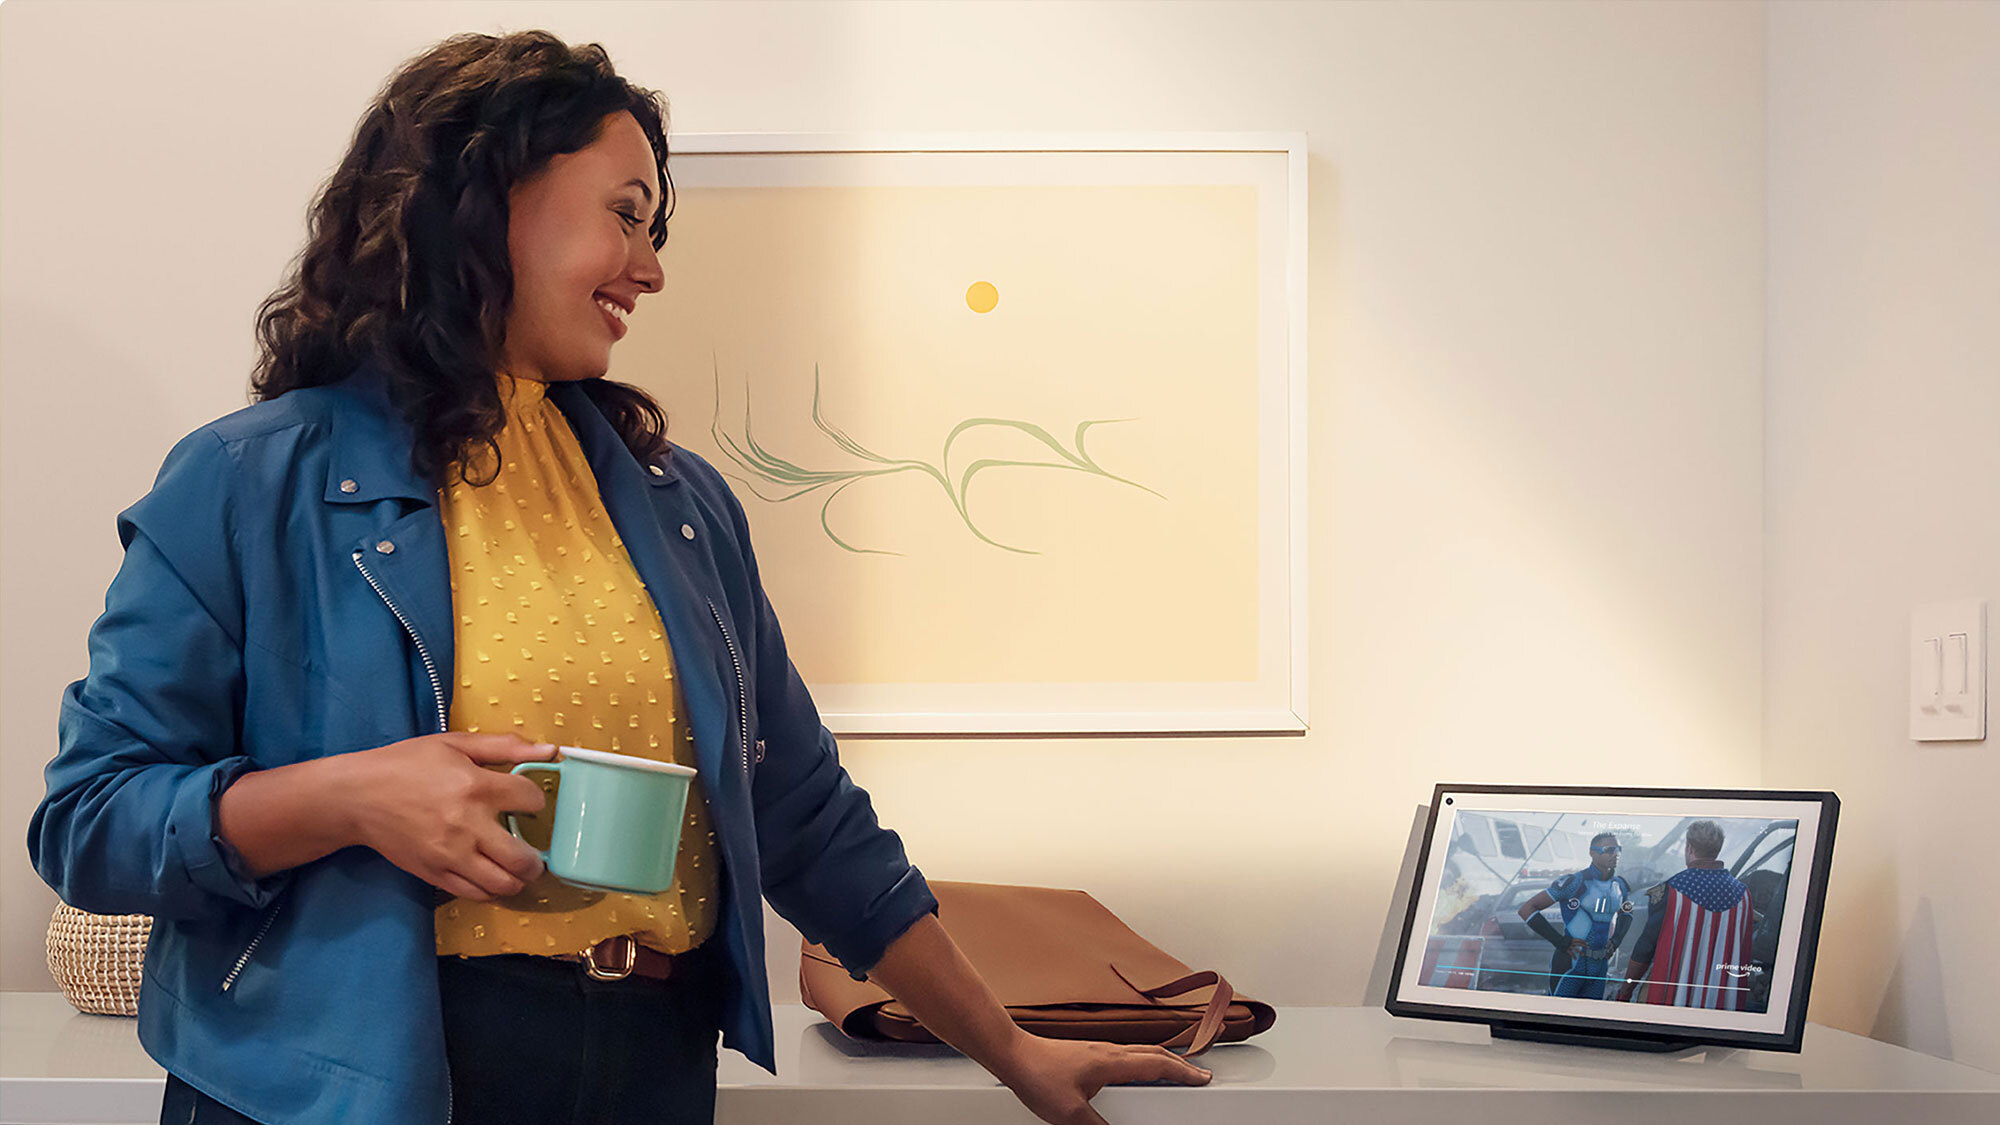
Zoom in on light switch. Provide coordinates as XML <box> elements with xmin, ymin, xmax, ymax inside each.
<box><xmin>1910</xmin><ymin>600</ymin><xmax>1987</xmax><ymax>741</ymax></box>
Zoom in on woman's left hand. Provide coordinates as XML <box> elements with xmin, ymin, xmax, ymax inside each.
<box><xmin>861</xmin><ymin>916</ymin><xmax>1212</xmax><ymax>1123</ymax></box>
<box><xmin>992</xmin><ymin>1033</ymin><xmax>1211</xmax><ymax>1125</ymax></box>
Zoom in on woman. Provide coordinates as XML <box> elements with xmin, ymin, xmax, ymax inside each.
<box><xmin>27</xmin><ymin>30</ymin><xmax>1208</xmax><ymax>1125</ymax></box>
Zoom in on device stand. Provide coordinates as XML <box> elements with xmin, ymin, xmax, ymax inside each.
<box><xmin>1490</xmin><ymin>1021</ymin><xmax>1704</xmax><ymax>1053</ymax></box>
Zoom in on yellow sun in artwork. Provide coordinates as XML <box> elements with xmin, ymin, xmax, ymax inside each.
<box><xmin>965</xmin><ymin>281</ymin><xmax>999</xmax><ymax>314</ymax></box>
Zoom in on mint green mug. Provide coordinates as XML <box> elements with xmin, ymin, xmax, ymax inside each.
<box><xmin>507</xmin><ymin>746</ymin><xmax>696</xmax><ymax>895</ymax></box>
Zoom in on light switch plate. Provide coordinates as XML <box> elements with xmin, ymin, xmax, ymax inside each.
<box><xmin>1910</xmin><ymin>600</ymin><xmax>1987</xmax><ymax>742</ymax></box>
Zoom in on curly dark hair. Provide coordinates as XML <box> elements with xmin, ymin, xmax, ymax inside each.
<box><xmin>250</xmin><ymin>30</ymin><xmax>676</xmax><ymax>489</ymax></box>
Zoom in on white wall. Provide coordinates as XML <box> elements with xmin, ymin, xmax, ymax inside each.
<box><xmin>1765</xmin><ymin>0</ymin><xmax>2000</xmax><ymax>1073</ymax></box>
<box><xmin>1</xmin><ymin>0</ymin><xmax>1764</xmax><ymax>1041</ymax></box>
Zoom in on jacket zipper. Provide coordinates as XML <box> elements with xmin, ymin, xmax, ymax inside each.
<box><xmin>218</xmin><ymin>904</ymin><xmax>281</xmax><ymax>993</ymax></box>
<box><xmin>353</xmin><ymin>548</ymin><xmax>455</xmax><ymax>1123</ymax></box>
<box><xmin>351</xmin><ymin>548</ymin><xmax>448</xmax><ymax>734</ymax></box>
<box><xmin>221</xmin><ymin>550</ymin><xmax>449</xmax><ymax>996</ymax></box>
<box><xmin>707</xmin><ymin>599</ymin><xmax>751</xmax><ymax>777</ymax></box>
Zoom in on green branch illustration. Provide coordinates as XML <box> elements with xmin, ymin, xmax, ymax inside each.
<box><xmin>708</xmin><ymin>360</ymin><xmax>1163</xmax><ymax>556</ymax></box>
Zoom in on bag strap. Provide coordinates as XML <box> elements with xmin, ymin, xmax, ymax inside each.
<box><xmin>1130</xmin><ymin>969</ymin><xmax>1235</xmax><ymax>1057</ymax></box>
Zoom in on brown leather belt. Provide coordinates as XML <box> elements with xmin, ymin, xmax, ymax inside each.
<box><xmin>551</xmin><ymin>935</ymin><xmax>676</xmax><ymax>982</ymax></box>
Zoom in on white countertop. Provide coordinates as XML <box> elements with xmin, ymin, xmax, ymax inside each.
<box><xmin>5</xmin><ymin>993</ymin><xmax>1996</xmax><ymax>1124</ymax></box>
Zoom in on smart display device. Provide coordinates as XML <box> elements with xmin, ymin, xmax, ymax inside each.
<box><xmin>1386</xmin><ymin>785</ymin><xmax>1839</xmax><ymax>1053</ymax></box>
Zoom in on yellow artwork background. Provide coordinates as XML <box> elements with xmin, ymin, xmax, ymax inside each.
<box><xmin>625</xmin><ymin>183</ymin><xmax>1260</xmax><ymax>686</ymax></box>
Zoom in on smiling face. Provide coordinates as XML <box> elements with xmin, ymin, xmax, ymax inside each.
<box><xmin>499</xmin><ymin>111</ymin><xmax>665</xmax><ymax>383</ymax></box>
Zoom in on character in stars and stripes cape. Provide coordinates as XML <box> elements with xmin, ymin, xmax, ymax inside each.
<box><xmin>1615</xmin><ymin>819</ymin><xmax>1761</xmax><ymax>1011</ymax></box>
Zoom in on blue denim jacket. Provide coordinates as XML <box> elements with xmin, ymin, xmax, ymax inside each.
<box><xmin>28</xmin><ymin>362</ymin><xmax>937</xmax><ymax>1124</ymax></box>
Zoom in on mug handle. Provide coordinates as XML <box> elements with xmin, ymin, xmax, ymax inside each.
<box><xmin>506</xmin><ymin>761</ymin><xmax>565</xmax><ymax>863</ymax></box>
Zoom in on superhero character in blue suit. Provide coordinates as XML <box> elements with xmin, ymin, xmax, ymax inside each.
<box><xmin>1515</xmin><ymin>832</ymin><xmax>1635</xmax><ymax>999</ymax></box>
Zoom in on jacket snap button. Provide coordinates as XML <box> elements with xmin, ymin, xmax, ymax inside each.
<box><xmin>374</xmin><ymin>540</ymin><xmax>395</xmax><ymax>555</ymax></box>
<box><xmin>340</xmin><ymin>479</ymin><xmax>358</xmax><ymax>493</ymax></box>
<box><xmin>649</xmin><ymin>465</ymin><xmax>665</xmax><ymax>477</ymax></box>
<box><xmin>681</xmin><ymin>524</ymin><xmax>695</xmax><ymax>540</ymax></box>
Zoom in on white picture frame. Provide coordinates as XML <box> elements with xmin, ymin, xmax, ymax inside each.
<box><xmin>626</xmin><ymin>132</ymin><xmax>1307</xmax><ymax>735</ymax></box>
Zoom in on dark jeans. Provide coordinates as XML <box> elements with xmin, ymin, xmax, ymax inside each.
<box><xmin>160</xmin><ymin>942</ymin><xmax>728</xmax><ymax>1125</ymax></box>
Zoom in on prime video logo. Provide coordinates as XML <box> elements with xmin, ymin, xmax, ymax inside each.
<box><xmin>1718</xmin><ymin>963</ymin><xmax>1766</xmax><ymax>979</ymax></box>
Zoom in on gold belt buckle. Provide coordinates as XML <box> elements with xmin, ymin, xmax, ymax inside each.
<box><xmin>581</xmin><ymin>935</ymin><xmax>636</xmax><ymax>981</ymax></box>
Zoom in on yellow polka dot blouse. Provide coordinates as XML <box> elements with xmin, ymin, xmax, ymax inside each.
<box><xmin>432</xmin><ymin>372</ymin><xmax>719</xmax><ymax>958</ymax></box>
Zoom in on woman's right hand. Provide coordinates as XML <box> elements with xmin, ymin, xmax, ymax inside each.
<box><xmin>342</xmin><ymin>733</ymin><xmax>559</xmax><ymax>901</ymax></box>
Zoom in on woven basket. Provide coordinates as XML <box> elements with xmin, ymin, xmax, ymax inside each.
<box><xmin>46</xmin><ymin>902</ymin><xmax>151</xmax><ymax>1016</ymax></box>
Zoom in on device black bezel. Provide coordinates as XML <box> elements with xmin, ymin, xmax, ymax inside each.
<box><xmin>1383</xmin><ymin>784</ymin><xmax>1839</xmax><ymax>1054</ymax></box>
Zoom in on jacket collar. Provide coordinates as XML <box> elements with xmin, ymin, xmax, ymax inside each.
<box><xmin>545</xmin><ymin>378</ymin><xmax>684</xmax><ymax>492</ymax></box>
<box><xmin>320</xmin><ymin>361</ymin><xmax>432</xmax><ymax>505</ymax></box>
<box><xmin>321</xmin><ymin>361</ymin><xmax>680</xmax><ymax>506</ymax></box>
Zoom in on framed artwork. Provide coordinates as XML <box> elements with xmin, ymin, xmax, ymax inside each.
<box><xmin>623</xmin><ymin>132</ymin><xmax>1306</xmax><ymax>734</ymax></box>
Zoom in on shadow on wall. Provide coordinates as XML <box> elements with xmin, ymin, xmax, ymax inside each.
<box><xmin>1871</xmin><ymin>896</ymin><xmax>1952</xmax><ymax>1061</ymax></box>
<box><xmin>1363</xmin><ymin>803</ymin><xmax>1429</xmax><ymax>1007</ymax></box>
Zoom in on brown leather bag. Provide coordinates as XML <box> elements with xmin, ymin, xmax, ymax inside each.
<box><xmin>799</xmin><ymin>880</ymin><xmax>1276</xmax><ymax>1056</ymax></box>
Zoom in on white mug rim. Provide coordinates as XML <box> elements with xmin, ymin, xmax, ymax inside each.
<box><xmin>554</xmin><ymin>744</ymin><xmax>697</xmax><ymax>777</ymax></box>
